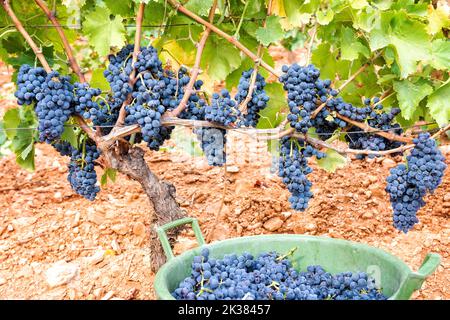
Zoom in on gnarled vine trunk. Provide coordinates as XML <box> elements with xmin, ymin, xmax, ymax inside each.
<box><xmin>105</xmin><ymin>147</ymin><xmax>185</xmax><ymax>271</ymax></box>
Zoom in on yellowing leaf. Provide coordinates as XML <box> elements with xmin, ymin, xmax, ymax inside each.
<box><xmin>427</xmin><ymin>4</ymin><xmax>450</xmax><ymax>35</ymax></box>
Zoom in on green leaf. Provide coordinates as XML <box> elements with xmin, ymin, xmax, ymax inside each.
<box><xmin>283</xmin><ymin>0</ymin><xmax>310</xmax><ymax>27</ymax></box>
<box><xmin>316</xmin><ymin>149</ymin><xmax>347</xmax><ymax>173</ymax></box>
<box><xmin>185</xmin><ymin>0</ymin><xmax>214</xmax><ymax>16</ymax></box>
<box><xmin>427</xmin><ymin>5</ymin><xmax>450</xmax><ymax>35</ymax></box>
<box><xmin>171</xmin><ymin>127</ymin><xmax>203</xmax><ymax>157</ymax></box>
<box><xmin>257</xmin><ymin>82</ymin><xmax>286</xmax><ymax>129</ymax></box>
<box><xmin>83</xmin><ymin>6</ymin><xmax>126</xmax><ymax>56</ymax></box>
<box><xmin>3</xmin><ymin>108</ymin><xmax>20</xmax><ymax>139</ymax></box>
<box><xmin>90</xmin><ymin>68</ymin><xmax>110</xmax><ymax>91</ymax></box>
<box><xmin>61</xmin><ymin>125</ymin><xmax>79</xmax><ymax>149</ymax></box>
<box><xmin>0</xmin><ymin>122</ymin><xmax>6</xmax><ymax>146</ymax></box>
<box><xmin>201</xmin><ymin>37</ymin><xmax>242</xmax><ymax>81</ymax></box>
<box><xmin>349</xmin><ymin>0</ymin><xmax>368</xmax><ymax>9</ymax></box>
<box><xmin>103</xmin><ymin>0</ymin><xmax>132</xmax><ymax>16</ymax></box>
<box><xmin>255</xmin><ymin>15</ymin><xmax>284</xmax><ymax>46</ymax></box>
<box><xmin>101</xmin><ymin>168</ymin><xmax>118</xmax><ymax>186</ymax></box>
<box><xmin>426</xmin><ymin>82</ymin><xmax>450</xmax><ymax>128</ymax></box>
<box><xmin>340</xmin><ymin>26</ymin><xmax>369</xmax><ymax>61</ymax></box>
<box><xmin>393</xmin><ymin>79</ymin><xmax>433</xmax><ymax>120</ymax></box>
<box><xmin>316</xmin><ymin>9</ymin><xmax>334</xmax><ymax>25</ymax></box>
<box><xmin>369</xmin><ymin>11</ymin><xmax>429</xmax><ymax>78</ymax></box>
<box><xmin>20</xmin><ymin>142</ymin><xmax>33</xmax><ymax>160</ymax></box>
<box><xmin>428</xmin><ymin>39</ymin><xmax>450</xmax><ymax>71</ymax></box>
<box><xmin>15</xmin><ymin>145</ymin><xmax>34</xmax><ymax>172</ymax></box>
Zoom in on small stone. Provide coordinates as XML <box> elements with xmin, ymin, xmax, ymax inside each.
<box><xmin>368</xmin><ymin>175</ymin><xmax>378</xmax><ymax>183</ymax></box>
<box><xmin>86</xmin><ymin>249</ymin><xmax>105</xmax><ymax>265</ymax></box>
<box><xmin>209</xmin><ymin>224</ymin><xmax>230</xmax><ymax>241</ymax></box>
<box><xmin>362</xmin><ymin>211</ymin><xmax>374</xmax><ymax>219</ymax></box>
<box><xmin>111</xmin><ymin>240</ymin><xmax>121</xmax><ymax>254</ymax></box>
<box><xmin>111</xmin><ymin>223</ymin><xmax>129</xmax><ymax>235</ymax></box>
<box><xmin>443</xmin><ymin>202</ymin><xmax>450</xmax><ymax>208</ymax></box>
<box><xmin>132</xmin><ymin>222</ymin><xmax>146</xmax><ymax>237</ymax></box>
<box><xmin>93</xmin><ymin>288</ymin><xmax>104</xmax><ymax>299</ymax></box>
<box><xmin>54</xmin><ymin>192</ymin><xmax>62</xmax><ymax>200</ymax></box>
<box><xmin>444</xmin><ymin>193</ymin><xmax>450</xmax><ymax>202</ymax></box>
<box><xmin>101</xmin><ymin>291</ymin><xmax>115</xmax><ymax>300</ymax></box>
<box><xmin>382</xmin><ymin>158</ymin><xmax>396</xmax><ymax>169</ymax></box>
<box><xmin>364</xmin><ymin>190</ymin><xmax>372</xmax><ymax>199</ymax></box>
<box><xmin>305</xmin><ymin>223</ymin><xmax>317</xmax><ymax>232</ymax></box>
<box><xmin>0</xmin><ymin>277</ymin><xmax>6</xmax><ymax>286</ymax></box>
<box><xmin>263</xmin><ymin>217</ymin><xmax>284</xmax><ymax>231</ymax></box>
<box><xmin>46</xmin><ymin>261</ymin><xmax>79</xmax><ymax>287</ymax></box>
<box><xmin>7</xmin><ymin>224</ymin><xmax>14</xmax><ymax>232</ymax></box>
<box><xmin>226</xmin><ymin>166</ymin><xmax>239</xmax><ymax>173</ymax></box>
<box><xmin>281</xmin><ymin>212</ymin><xmax>292</xmax><ymax>219</ymax></box>
<box><xmin>87</xmin><ymin>209</ymin><xmax>105</xmax><ymax>225</ymax></box>
<box><xmin>12</xmin><ymin>217</ymin><xmax>37</xmax><ymax>228</ymax></box>
<box><xmin>72</xmin><ymin>211</ymin><xmax>81</xmax><ymax>227</ymax></box>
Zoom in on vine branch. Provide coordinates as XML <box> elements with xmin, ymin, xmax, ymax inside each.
<box><xmin>34</xmin><ymin>0</ymin><xmax>86</xmax><ymax>82</ymax></box>
<box><xmin>169</xmin><ymin>0</ymin><xmax>217</xmax><ymax>118</ymax></box>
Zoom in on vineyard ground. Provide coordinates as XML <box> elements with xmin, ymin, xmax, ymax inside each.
<box><xmin>0</xmin><ymin>56</ymin><xmax>449</xmax><ymax>300</ymax></box>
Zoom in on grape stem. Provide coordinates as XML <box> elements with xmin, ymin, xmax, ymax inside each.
<box><xmin>168</xmin><ymin>0</ymin><xmax>217</xmax><ymax>118</ymax></box>
<box><xmin>1</xmin><ymin>0</ymin><xmax>97</xmax><ymax>143</ymax></box>
<box><xmin>34</xmin><ymin>0</ymin><xmax>86</xmax><ymax>82</ymax></box>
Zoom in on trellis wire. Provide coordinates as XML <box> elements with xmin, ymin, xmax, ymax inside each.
<box><xmin>0</xmin><ymin>122</ymin><xmax>441</xmax><ymax>137</ymax></box>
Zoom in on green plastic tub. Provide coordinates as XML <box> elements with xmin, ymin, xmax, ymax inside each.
<box><xmin>154</xmin><ymin>218</ymin><xmax>441</xmax><ymax>300</ymax></box>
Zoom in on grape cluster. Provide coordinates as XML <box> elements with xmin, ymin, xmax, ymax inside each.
<box><xmin>68</xmin><ymin>143</ymin><xmax>101</xmax><ymax>201</ymax></box>
<box><xmin>73</xmin><ymin>82</ymin><xmax>102</xmax><ymax>121</ymax></box>
<box><xmin>172</xmin><ymin>248</ymin><xmax>386</xmax><ymax>300</ymax></box>
<box><xmin>204</xmin><ymin>89</ymin><xmax>240</xmax><ymax>126</ymax></box>
<box><xmin>278</xmin><ymin>137</ymin><xmax>325</xmax><ymax>211</ymax></box>
<box><xmin>280</xmin><ymin>64</ymin><xmax>333</xmax><ymax>134</ymax></box>
<box><xmin>235</xmin><ymin>69</ymin><xmax>269</xmax><ymax>127</ymax></box>
<box><xmin>345</xmin><ymin>99</ymin><xmax>403</xmax><ymax>159</ymax></box>
<box><xmin>36</xmin><ymin>72</ymin><xmax>75</xmax><ymax>143</ymax></box>
<box><xmin>194</xmin><ymin>128</ymin><xmax>227</xmax><ymax>167</ymax></box>
<box><xmin>386</xmin><ymin>133</ymin><xmax>447</xmax><ymax>233</ymax></box>
<box><xmin>14</xmin><ymin>65</ymin><xmax>47</xmax><ymax>105</ymax></box>
<box><xmin>103</xmin><ymin>44</ymin><xmax>134</xmax><ymax>109</ymax></box>
<box><xmin>15</xmin><ymin>66</ymin><xmax>76</xmax><ymax>143</ymax></box>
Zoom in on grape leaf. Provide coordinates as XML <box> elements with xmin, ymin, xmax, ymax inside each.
<box><xmin>428</xmin><ymin>39</ymin><xmax>450</xmax><ymax>71</ymax></box>
<box><xmin>393</xmin><ymin>79</ymin><xmax>433</xmax><ymax>120</ymax></box>
<box><xmin>255</xmin><ymin>15</ymin><xmax>284</xmax><ymax>46</ymax></box>
<box><xmin>3</xmin><ymin>108</ymin><xmax>20</xmax><ymax>139</ymax></box>
<box><xmin>15</xmin><ymin>145</ymin><xmax>35</xmax><ymax>172</ymax></box>
<box><xmin>101</xmin><ymin>167</ymin><xmax>117</xmax><ymax>186</ymax></box>
<box><xmin>316</xmin><ymin>149</ymin><xmax>347</xmax><ymax>173</ymax></box>
<box><xmin>257</xmin><ymin>82</ymin><xmax>286</xmax><ymax>129</ymax></box>
<box><xmin>83</xmin><ymin>7</ymin><xmax>126</xmax><ymax>56</ymax></box>
<box><xmin>90</xmin><ymin>68</ymin><xmax>110</xmax><ymax>91</ymax></box>
<box><xmin>201</xmin><ymin>37</ymin><xmax>242</xmax><ymax>81</ymax></box>
<box><xmin>185</xmin><ymin>0</ymin><xmax>214</xmax><ymax>16</ymax></box>
<box><xmin>426</xmin><ymin>82</ymin><xmax>450</xmax><ymax>128</ymax></box>
<box><xmin>171</xmin><ymin>127</ymin><xmax>203</xmax><ymax>157</ymax></box>
<box><xmin>427</xmin><ymin>5</ymin><xmax>450</xmax><ymax>35</ymax></box>
<box><xmin>316</xmin><ymin>9</ymin><xmax>334</xmax><ymax>25</ymax></box>
<box><xmin>349</xmin><ymin>0</ymin><xmax>368</xmax><ymax>9</ymax></box>
<box><xmin>340</xmin><ymin>26</ymin><xmax>369</xmax><ymax>61</ymax></box>
<box><xmin>103</xmin><ymin>0</ymin><xmax>133</xmax><ymax>16</ymax></box>
<box><xmin>61</xmin><ymin>125</ymin><xmax>79</xmax><ymax>149</ymax></box>
<box><xmin>283</xmin><ymin>0</ymin><xmax>310</xmax><ymax>27</ymax></box>
<box><xmin>369</xmin><ymin>11</ymin><xmax>429</xmax><ymax>78</ymax></box>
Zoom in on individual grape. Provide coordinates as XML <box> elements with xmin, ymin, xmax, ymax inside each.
<box><xmin>386</xmin><ymin>133</ymin><xmax>447</xmax><ymax>232</ymax></box>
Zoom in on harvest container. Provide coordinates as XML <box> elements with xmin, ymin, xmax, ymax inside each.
<box><xmin>154</xmin><ymin>218</ymin><xmax>441</xmax><ymax>300</ymax></box>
